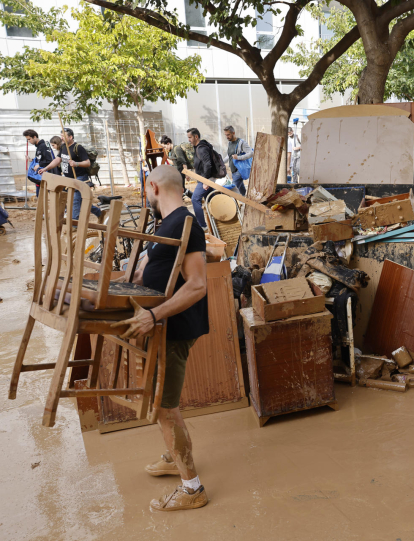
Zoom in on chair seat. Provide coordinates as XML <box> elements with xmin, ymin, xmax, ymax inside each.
<box><xmin>59</xmin><ymin>278</ymin><xmax>166</xmax><ymax>309</ymax></box>
<box><xmin>81</xmin><ymin>279</ymin><xmax>163</xmax><ymax>297</ymax></box>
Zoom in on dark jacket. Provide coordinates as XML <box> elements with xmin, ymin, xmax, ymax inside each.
<box><xmin>194</xmin><ymin>140</ymin><xmax>214</xmax><ymax>179</ymax></box>
<box><xmin>35</xmin><ymin>139</ymin><xmax>54</xmax><ymax>168</ymax></box>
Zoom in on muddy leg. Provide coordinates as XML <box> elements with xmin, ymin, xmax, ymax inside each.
<box><xmin>157</xmin><ymin>406</ymin><xmax>197</xmax><ymax>481</ymax></box>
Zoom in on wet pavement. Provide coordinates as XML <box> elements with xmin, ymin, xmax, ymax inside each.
<box><xmin>1</xmin><ymin>230</ymin><xmax>414</xmax><ymax>541</ymax></box>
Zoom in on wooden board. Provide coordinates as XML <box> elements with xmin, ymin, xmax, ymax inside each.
<box><xmin>241</xmin><ymin>308</ymin><xmax>335</xmax><ymax>421</ymax></box>
<box><xmin>242</xmin><ymin>132</ymin><xmax>284</xmax><ymax>235</ymax></box>
<box><xmin>311</xmin><ymin>220</ymin><xmax>354</xmax><ymax>242</ymax></box>
<box><xmin>365</xmin><ymin>259</ymin><xmax>414</xmax><ymax>358</ymax></box>
<box><xmin>308</xmin><ymin>105</ymin><xmax>411</xmax><ymax>120</ymax></box>
<box><xmin>180</xmin><ymin>260</ymin><xmax>246</xmax><ymax>407</ymax></box>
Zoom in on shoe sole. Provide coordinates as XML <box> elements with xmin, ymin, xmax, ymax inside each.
<box><xmin>145</xmin><ymin>469</ymin><xmax>180</xmax><ymax>477</ymax></box>
<box><xmin>150</xmin><ymin>499</ymin><xmax>208</xmax><ymax>512</ymax></box>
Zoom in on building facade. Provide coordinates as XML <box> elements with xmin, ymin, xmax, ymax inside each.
<box><xmin>0</xmin><ymin>0</ymin><xmax>336</xmax><ymax>183</ymax></box>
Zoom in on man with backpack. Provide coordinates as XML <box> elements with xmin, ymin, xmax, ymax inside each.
<box><xmin>39</xmin><ymin>128</ymin><xmax>103</xmax><ymax>221</ymax></box>
<box><xmin>23</xmin><ymin>129</ymin><xmax>57</xmax><ymax>197</ymax></box>
<box><xmin>223</xmin><ymin>125</ymin><xmax>253</xmax><ymax>196</ymax></box>
<box><xmin>159</xmin><ymin>135</ymin><xmax>193</xmax><ymax>199</ymax></box>
<box><xmin>187</xmin><ymin>128</ymin><xmax>226</xmax><ymax>231</ymax></box>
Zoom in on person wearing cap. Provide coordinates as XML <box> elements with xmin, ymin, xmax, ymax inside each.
<box><xmin>39</xmin><ymin>128</ymin><xmax>103</xmax><ymax>221</ymax></box>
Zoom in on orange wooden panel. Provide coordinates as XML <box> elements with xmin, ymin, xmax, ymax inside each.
<box><xmin>180</xmin><ymin>261</ymin><xmax>245</xmax><ymax>409</ymax></box>
<box><xmin>365</xmin><ymin>259</ymin><xmax>414</xmax><ymax>357</ymax></box>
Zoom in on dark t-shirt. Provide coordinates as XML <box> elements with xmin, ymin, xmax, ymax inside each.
<box><xmin>35</xmin><ymin>139</ymin><xmax>54</xmax><ymax>168</ymax></box>
<box><xmin>59</xmin><ymin>142</ymin><xmax>89</xmax><ymax>178</ymax></box>
<box><xmin>143</xmin><ymin>206</ymin><xmax>209</xmax><ymax>341</ymax></box>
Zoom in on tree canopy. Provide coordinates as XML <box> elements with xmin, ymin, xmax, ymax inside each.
<box><xmin>0</xmin><ymin>1</ymin><xmax>204</xmax><ymax>122</ymax></box>
<box><xmin>283</xmin><ymin>3</ymin><xmax>414</xmax><ymax>103</ymax></box>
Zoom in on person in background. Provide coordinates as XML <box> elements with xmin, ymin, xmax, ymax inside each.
<box><xmin>50</xmin><ymin>136</ymin><xmax>62</xmax><ymax>175</ymax></box>
<box><xmin>223</xmin><ymin>125</ymin><xmax>253</xmax><ymax>196</ymax></box>
<box><xmin>287</xmin><ymin>127</ymin><xmax>294</xmax><ymax>179</ymax></box>
<box><xmin>39</xmin><ymin>128</ymin><xmax>103</xmax><ymax>221</ymax></box>
<box><xmin>23</xmin><ymin>129</ymin><xmax>56</xmax><ymax>197</ymax></box>
<box><xmin>159</xmin><ymin>135</ymin><xmax>193</xmax><ymax>199</ymax></box>
<box><xmin>187</xmin><ymin>128</ymin><xmax>215</xmax><ymax>231</ymax></box>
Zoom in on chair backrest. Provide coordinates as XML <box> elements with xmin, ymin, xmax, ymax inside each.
<box><xmin>34</xmin><ymin>172</ymin><xmax>92</xmax><ymax>318</ymax></box>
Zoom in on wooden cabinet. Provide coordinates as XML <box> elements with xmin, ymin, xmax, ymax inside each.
<box><xmin>241</xmin><ymin>308</ymin><xmax>337</xmax><ymax>427</ymax></box>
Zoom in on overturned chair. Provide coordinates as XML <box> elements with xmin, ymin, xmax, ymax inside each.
<box><xmin>9</xmin><ymin>172</ymin><xmax>192</xmax><ymax>427</ymax></box>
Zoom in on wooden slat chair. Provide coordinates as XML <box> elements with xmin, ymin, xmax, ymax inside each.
<box><xmin>9</xmin><ymin>172</ymin><xmax>192</xmax><ymax>427</ymax></box>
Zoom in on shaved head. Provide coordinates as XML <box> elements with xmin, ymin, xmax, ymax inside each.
<box><xmin>147</xmin><ymin>165</ymin><xmax>183</xmax><ymax>192</ymax></box>
<box><xmin>146</xmin><ymin>165</ymin><xmax>184</xmax><ymax>219</ymax></box>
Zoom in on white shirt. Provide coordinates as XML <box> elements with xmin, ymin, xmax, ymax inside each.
<box><xmin>288</xmin><ymin>136</ymin><xmax>294</xmax><ymax>154</ymax></box>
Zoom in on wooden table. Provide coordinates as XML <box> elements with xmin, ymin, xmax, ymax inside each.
<box><xmin>241</xmin><ymin>308</ymin><xmax>337</xmax><ymax>427</ymax></box>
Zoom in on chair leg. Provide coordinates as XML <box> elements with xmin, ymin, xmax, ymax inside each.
<box><xmin>42</xmin><ymin>321</ymin><xmax>78</xmax><ymax>427</ymax></box>
<box><xmin>87</xmin><ymin>335</ymin><xmax>104</xmax><ymax>389</ymax></box>
<box><xmin>150</xmin><ymin>321</ymin><xmax>167</xmax><ymax>424</ymax></box>
<box><xmin>138</xmin><ymin>324</ymin><xmax>162</xmax><ymax>420</ymax></box>
<box><xmin>9</xmin><ymin>315</ymin><xmax>36</xmax><ymax>399</ymax></box>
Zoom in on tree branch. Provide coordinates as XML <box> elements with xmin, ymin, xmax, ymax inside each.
<box><xmin>289</xmin><ymin>25</ymin><xmax>360</xmax><ymax>105</ymax></box>
<box><xmin>84</xmin><ymin>0</ymin><xmax>241</xmax><ymax>56</ymax></box>
<box><xmin>379</xmin><ymin>0</ymin><xmax>414</xmax><ymax>25</ymax></box>
<box><xmin>263</xmin><ymin>1</ymin><xmax>312</xmax><ymax>71</ymax></box>
<box><xmin>390</xmin><ymin>11</ymin><xmax>414</xmax><ymax>57</ymax></box>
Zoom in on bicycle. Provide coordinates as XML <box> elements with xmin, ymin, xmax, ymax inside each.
<box><xmin>85</xmin><ymin>195</ymin><xmax>154</xmax><ymax>271</ymax></box>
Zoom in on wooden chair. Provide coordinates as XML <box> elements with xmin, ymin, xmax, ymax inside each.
<box><xmin>9</xmin><ymin>172</ymin><xmax>192</xmax><ymax>427</ymax></box>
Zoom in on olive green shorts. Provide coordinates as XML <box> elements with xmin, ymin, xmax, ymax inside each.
<box><xmin>156</xmin><ymin>338</ymin><xmax>197</xmax><ymax>409</ymax></box>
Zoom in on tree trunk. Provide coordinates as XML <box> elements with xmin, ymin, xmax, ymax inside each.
<box><xmin>112</xmin><ymin>99</ymin><xmax>130</xmax><ymax>186</ymax></box>
<box><xmin>135</xmin><ymin>99</ymin><xmax>146</xmax><ymax>196</ymax></box>
<box><xmin>268</xmin><ymin>90</ymin><xmax>293</xmax><ymax>184</ymax></box>
<box><xmin>357</xmin><ymin>62</ymin><xmax>390</xmax><ymax>104</ymax></box>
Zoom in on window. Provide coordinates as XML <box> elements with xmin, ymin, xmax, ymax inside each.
<box><xmin>184</xmin><ymin>0</ymin><xmax>207</xmax><ymax>47</ymax></box>
<box><xmin>255</xmin><ymin>7</ymin><xmax>274</xmax><ymax>50</ymax></box>
<box><xmin>3</xmin><ymin>3</ymin><xmax>33</xmax><ymax>38</ymax></box>
<box><xmin>320</xmin><ymin>10</ymin><xmax>335</xmax><ymax>41</ymax></box>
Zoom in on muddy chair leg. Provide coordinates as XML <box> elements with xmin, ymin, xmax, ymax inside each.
<box><xmin>42</xmin><ymin>322</ymin><xmax>78</xmax><ymax>428</ymax></box>
<box><xmin>9</xmin><ymin>315</ymin><xmax>36</xmax><ymax>400</ymax></box>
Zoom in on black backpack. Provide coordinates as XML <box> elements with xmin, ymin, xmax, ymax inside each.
<box><xmin>74</xmin><ymin>143</ymin><xmax>100</xmax><ymax>176</ymax></box>
<box><xmin>196</xmin><ymin>145</ymin><xmax>226</xmax><ymax>179</ymax></box>
<box><xmin>211</xmin><ymin>148</ymin><xmax>226</xmax><ymax>179</ymax></box>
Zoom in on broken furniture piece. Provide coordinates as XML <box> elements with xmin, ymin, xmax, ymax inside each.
<box><xmin>8</xmin><ymin>172</ymin><xmax>192</xmax><ymax>427</ymax></box>
<box><xmin>311</xmin><ymin>220</ymin><xmax>354</xmax><ymax>243</ymax></box>
<box><xmin>357</xmin><ymin>190</ymin><xmax>414</xmax><ymax>229</ymax></box>
<box><xmin>145</xmin><ymin>129</ymin><xmax>168</xmax><ymax>171</ymax></box>
<box><xmin>205</xmin><ymin>191</ymin><xmax>242</xmax><ymax>257</ymax></box>
<box><xmin>241</xmin><ymin>307</ymin><xmax>337</xmax><ymax>427</ymax></box>
<box><xmin>76</xmin><ymin>260</ymin><xmax>248</xmax><ymax>433</ymax></box>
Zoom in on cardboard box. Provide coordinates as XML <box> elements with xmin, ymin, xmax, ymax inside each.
<box><xmin>358</xmin><ymin>190</ymin><xmax>414</xmax><ymax>229</ymax></box>
<box><xmin>265</xmin><ymin>208</ymin><xmax>307</xmax><ymax>232</ymax></box>
<box><xmin>311</xmin><ymin>220</ymin><xmax>354</xmax><ymax>242</ymax></box>
<box><xmin>308</xmin><ymin>200</ymin><xmax>346</xmax><ymax>225</ymax></box>
<box><xmin>252</xmin><ymin>282</ymin><xmax>325</xmax><ymax>322</ymax></box>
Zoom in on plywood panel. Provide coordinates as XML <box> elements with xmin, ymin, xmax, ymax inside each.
<box><xmin>365</xmin><ymin>259</ymin><xmax>414</xmax><ymax>357</ymax></box>
<box><xmin>242</xmin><ymin>132</ymin><xmax>284</xmax><ymax>234</ymax></box>
<box><xmin>180</xmin><ymin>260</ymin><xmax>245</xmax><ymax>408</ymax></box>
<box><xmin>300</xmin><ymin>116</ymin><xmax>414</xmax><ymax>185</ymax></box>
